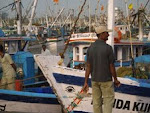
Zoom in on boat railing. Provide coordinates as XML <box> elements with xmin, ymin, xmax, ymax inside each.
<box><xmin>0</xmin><ymin>74</ymin><xmax>47</xmax><ymax>91</ymax></box>
<box><xmin>115</xmin><ymin>59</ymin><xmax>131</xmax><ymax>67</ymax></box>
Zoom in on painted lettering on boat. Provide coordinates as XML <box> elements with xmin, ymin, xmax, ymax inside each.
<box><xmin>0</xmin><ymin>104</ymin><xmax>6</xmax><ymax>111</ymax></box>
<box><xmin>113</xmin><ymin>99</ymin><xmax>150</xmax><ymax>112</ymax></box>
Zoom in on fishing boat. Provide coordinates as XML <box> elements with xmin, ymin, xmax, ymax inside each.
<box><xmin>67</xmin><ymin>30</ymin><xmax>150</xmax><ymax>69</ymax></box>
<box><xmin>0</xmin><ymin>31</ymin><xmax>62</xmax><ymax>112</ymax></box>
<box><xmin>0</xmin><ymin>47</ymin><xmax>62</xmax><ymax>113</ymax></box>
<box><xmin>34</xmin><ymin>54</ymin><xmax>150</xmax><ymax>113</ymax></box>
<box><xmin>0</xmin><ymin>46</ymin><xmax>62</xmax><ymax>113</ymax></box>
<box><xmin>66</xmin><ymin>0</ymin><xmax>150</xmax><ymax>69</ymax></box>
<box><xmin>0</xmin><ymin>50</ymin><xmax>62</xmax><ymax>113</ymax></box>
<box><xmin>34</xmin><ymin>0</ymin><xmax>150</xmax><ymax>112</ymax></box>
<box><xmin>0</xmin><ymin>0</ymin><xmax>63</xmax><ymax>112</ymax></box>
<box><xmin>0</xmin><ymin>41</ymin><xmax>62</xmax><ymax>112</ymax></box>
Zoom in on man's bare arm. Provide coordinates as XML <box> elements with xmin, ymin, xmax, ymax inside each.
<box><xmin>11</xmin><ymin>63</ymin><xmax>17</xmax><ymax>72</ymax></box>
<box><xmin>110</xmin><ymin>63</ymin><xmax>121</xmax><ymax>87</ymax></box>
<box><xmin>83</xmin><ymin>62</ymin><xmax>91</xmax><ymax>91</ymax></box>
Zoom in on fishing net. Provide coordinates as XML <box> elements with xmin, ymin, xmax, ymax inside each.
<box><xmin>117</xmin><ymin>55</ymin><xmax>150</xmax><ymax>79</ymax></box>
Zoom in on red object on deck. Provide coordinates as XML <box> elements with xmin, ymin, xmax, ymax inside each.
<box><xmin>15</xmin><ymin>80</ymin><xmax>22</xmax><ymax>91</ymax></box>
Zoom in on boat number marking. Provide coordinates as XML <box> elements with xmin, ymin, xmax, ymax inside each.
<box><xmin>113</xmin><ymin>99</ymin><xmax>150</xmax><ymax>112</ymax></box>
<box><xmin>0</xmin><ymin>104</ymin><xmax>6</xmax><ymax>111</ymax></box>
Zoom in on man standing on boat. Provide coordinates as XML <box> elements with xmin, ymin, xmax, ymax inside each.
<box><xmin>0</xmin><ymin>45</ymin><xmax>16</xmax><ymax>90</ymax></box>
<box><xmin>36</xmin><ymin>44</ymin><xmax>51</xmax><ymax>81</ymax></box>
<box><xmin>83</xmin><ymin>26</ymin><xmax>121</xmax><ymax>113</ymax></box>
<box><xmin>41</xmin><ymin>44</ymin><xmax>51</xmax><ymax>56</ymax></box>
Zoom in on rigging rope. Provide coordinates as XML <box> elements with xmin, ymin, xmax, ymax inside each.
<box><xmin>0</xmin><ymin>74</ymin><xmax>44</xmax><ymax>88</ymax></box>
<box><xmin>144</xmin><ymin>0</ymin><xmax>150</xmax><ymax>9</ymax></box>
<box><xmin>0</xmin><ymin>1</ymin><xmax>17</xmax><ymax>11</ymax></box>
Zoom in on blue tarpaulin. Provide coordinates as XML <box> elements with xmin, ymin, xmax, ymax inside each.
<box><xmin>134</xmin><ymin>55</ymin><xmax>150</xmax><ymax>63</ymax></box>
<box><xmin>125</xmin><ymin>76</ymin><xmax>150</xmax><ymax>88</ymax></box>
<box><xmin>12</xmin><ymin>51</ymin><xmax>35</xmax><ymax>85</ymax></box>
<box><xmin>0</xmin><ymin>28</ymin><xmax>5</xmax><ymax>37</ymax></box>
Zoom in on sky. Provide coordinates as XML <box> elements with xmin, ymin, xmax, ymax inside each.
<box><xmin>0</xmin><ymin>0</ymin><xmax>150</xmax><ymax>18</ymax></box>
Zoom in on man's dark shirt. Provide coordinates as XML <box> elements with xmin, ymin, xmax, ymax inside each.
<box><xmin>87</xmin><ymin>39</ymin><xmax>115</xmax><ymax>82</ymax></box>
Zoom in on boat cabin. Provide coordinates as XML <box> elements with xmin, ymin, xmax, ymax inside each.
<box><xmin>0</xmin><ymin>36</ymin><xmax>36</xmax><ymax>55</ymax></box>
<box><xmin>68</xmin><ymin>32</ymin><xmax>150</xmax><ymax>68</ymax></box>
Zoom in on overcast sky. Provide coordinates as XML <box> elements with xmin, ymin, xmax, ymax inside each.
<box><xmin>0</xmin><ymin>0</ymin><xmax>149</xmax><ymax>18</ymax></box>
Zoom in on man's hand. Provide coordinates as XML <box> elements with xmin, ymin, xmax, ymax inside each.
<box><xmin>114</xmin><ymin>79</ymin><xmax>121</xmax><ymax>87</ymax></box>
<box><xmin>59</xmin><ymin>53</ymin><xmax>64</xmax><ymax>59</ymax></box>
<box><xmin>82</xmin><ymin>82</ymin><xmax>89</xmax><ymax>92</ymax></box>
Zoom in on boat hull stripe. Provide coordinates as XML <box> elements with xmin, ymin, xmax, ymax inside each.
<box><xmin>0</xmin><ymin>93</ymin><xmax>59</xmax><ymax>104</ymax></box>
<box><xmin>53</xmin><ymin>73</ymin><xmax>150</xmax><ymax>97</ymax></box>
<box><xmin>0</xmin><ymin>89</ymin><xmax>58</xmax><ymax>104</ymax></box>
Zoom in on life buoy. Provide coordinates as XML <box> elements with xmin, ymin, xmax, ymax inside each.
<box><xmin>114</xmin><ymin>27</ymin><xmax>122</xmax><ymax>43</ymax></box>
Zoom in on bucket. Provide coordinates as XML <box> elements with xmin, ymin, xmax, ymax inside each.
<box><xmin>15</xmin><ymin>80</ymin><xmax>22</xmax><ymax>91</ymax></box>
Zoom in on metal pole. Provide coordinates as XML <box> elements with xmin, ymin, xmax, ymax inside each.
<box><xmin>15</xmin><ymin>0</ymin><xmax>22</xmax><ymax>50</ymax></box>
<box><xmin>50</xmin><ymin>8</ymin><xmax>65</xmax><ymax>28</ymax></box>
<box><xmin>107</xmin><ymin>0</ymin><xmax>114</xmax><ymax>48</ymax></box>
<box><xmin>15</xmin><ymin>0</ymin><xmax>22</xmax><ymax>35</ymax></box>
<box><xmin>89</xmin><ymin>0</ymin><xmax>91</xmax><ymax>32</ymax></box>
<box><xmin>28</xmin><ymin>0</ymin><xmax>38</xmax><ymax>33</ymax></box>
<box><xmin>125</xmin><ymin>0</ymin><xmax>135</xmax><ymax>77</ymax></box>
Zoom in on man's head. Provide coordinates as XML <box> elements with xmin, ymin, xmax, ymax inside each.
<box><xmin>95</xmin><ymin>26</ymin><xmax>112</xmax><ymax>41</ymax></box>
<box><xmin>42</xmin><ymin>44</ymin><xmax>46</xmax><ymax>51</ymax></box>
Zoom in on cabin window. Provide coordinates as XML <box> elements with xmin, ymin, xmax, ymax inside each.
<box><xmin>83</xmin><ymin>47</ymin><xmax>88</xmax><ymax>61</ymax></box>
<box><xmin>136</xmin><ymin>47</ymin><xmax>138</xmax><ymax>57</ymax></box>
<box><xmin>122</xmin><ymin>47</ymin><xmax>128</xmax><ymax>61</ymax></box>
<box><xmin>143</xmin><ymin>47</ymin><xmax>150</xmax><ymax>55</ymax></box>
<box><xmin>8</xmin><ymin>41</ymin><xmax>18</xmax><ymax>54</ymax></box>
<box><xmin>114</xmin><ymin>47</ymin><xmax>118</xmax><ymax>60</ymax></box>
<box><xmin>75</xmin><ymin>47</ymin><xmax>79</xmax><ymax>61</ymax></box>
<box><xmin>83</xmin><ymin>47</ymin><xmax>88</xmax><ymax>55</ymax></box>
<box><xmin>75</xmin><ymin>47</ymin><xmax>79</xmax><ymax>53</ymax></box>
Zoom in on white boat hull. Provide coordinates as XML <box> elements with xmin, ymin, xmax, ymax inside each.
<box><xmin>0</xmin><ymin>99</ymin><xmax>61</xmax><ymax>113</ymax></box>
<box><xmin>34</xmin><ymin>55</ymin><xmax>150</xmax><ymax>113</ymax></box>
<box><xmin>0</xmin><ymin>89</ymin><xmax>62</xmax><ymax>113</ymax></box>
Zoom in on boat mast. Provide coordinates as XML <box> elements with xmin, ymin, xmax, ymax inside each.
<box><xmin>15</xmin><ymin>0</ymin><xmax>22</xmax><ymax>50</ymax></box>
<box><xmin>107</xmin><ymin>0</ymin><xmax>114</xmax><ymax>48</ymax></box>
<box><xmin>50</xmin><ymin>8</ymin><xmax>65</xmax><ymax>28</ymax></box>
<box><xmin>95</xmin><ymin>0</ymin><xmax>100</xmax><ymax>24</ymax></box>
<box><xmin>89</xmin><ymin>0</ymin><xmax>91</xmax><ymax>32</ymax></box>
<box><xmin>46</xmin><ymin>14</ymin><xmax>49</xmax><ymax>28</ymax></box>
<box><xmin>61</xmin><ymin>11</ymin><xmax>72</xmax><ymax>27</ymax></box>
<box><xmin>28</xmin><ymin>0</ymin><xmax>38</xmax><ymax>34</ymax></box>
<box><xmin>15</xmin><ymin>0</ymin><xmax>22</xmax><ymax>35</ymax></box>
<box><xmin>138</xmin><ymin>8</ymin><xmax>143</xmax><ymax>41</ymax></box>
<box><xmin>125</xmin><ymin>0</ymin><xmax>134</xmax><ymax>58</ymax></box>
<box><xmin>125</xmin><ymin>0</ymin><xmax>136</xmax><ymax>77</ymax></box>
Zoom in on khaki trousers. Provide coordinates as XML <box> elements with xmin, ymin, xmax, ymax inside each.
<box><xmin>0</xmin><ymin>76</ymin><xmax>15</xmax><ymax>90</ymax></box>
<box><xmin>92</xmin><ymin>81</ymin><xmax>114</xmax><ymax>113</ymax></box>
